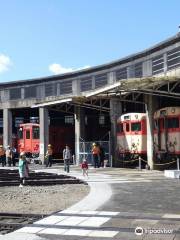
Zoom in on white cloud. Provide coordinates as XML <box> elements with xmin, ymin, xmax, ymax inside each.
<box><xmin>0</xmin><ymin>54</ymin><xmax>12</xmax><ymax>73</ymax></box>
<box><xmin>49</xmin><ymin>63</ymin><xmax>90</xmax><ymax>75</ymax></box>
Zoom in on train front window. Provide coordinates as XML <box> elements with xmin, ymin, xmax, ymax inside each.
<box><xmin>18</xmin><ymin>128</ymin><xmax>23</xmax><ymax>139</ymax></box>
<box><xmin>117</xmin><ymin>123</ymin><xmax>123</xmax><ymax>133</ymax></box>
<box><xmin>33</xmin><ymin>126</ymin><xmax>39</xmax><ymax>139</ymax></box>
<box><xmin>131</xmin><ymin>122</ymin><xmax>141</xmax><ymax>131</ymax></box>
<box><xmin>167</xmin><ymin>117</ymin><xmax>179</xmax><ymax>128</ymax></box>
<box><xmin>154</xmin><ymin>120</ymin><xmax>158</xmax><ymax>130</ymax></box>
<box><xmin>26</xmin><ymin>130</ymin><xmax>30</xmax><ymax>139</ymax></box>
<box><xmin>126</xmin><ymin>123</ymin><xmax>129</xmax><ymax>132</ymax></box>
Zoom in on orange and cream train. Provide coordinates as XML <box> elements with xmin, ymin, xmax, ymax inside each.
<box><xmin>117</xmin><ymin>107</ymin><xmax>180</xmax><ymax>162</ymax></box>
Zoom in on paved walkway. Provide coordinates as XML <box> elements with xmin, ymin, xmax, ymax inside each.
<box><xmin>2</xmin><ymin>167</ymin><xmax>180</xmax><ymax>240</ymax></box>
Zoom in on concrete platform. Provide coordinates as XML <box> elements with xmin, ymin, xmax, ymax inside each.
<box><xmin>164</xmin><ymin>170</ymin><xmax>180</xmax><ymax>178</ymax></box>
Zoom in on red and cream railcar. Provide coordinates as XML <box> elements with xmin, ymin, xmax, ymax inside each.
<box><xmin>117</xmin><ymin>113</ymin><xmax>147</xmax><ymax>160</ymax></box>
<box><xmin>154</xmin><ymin>107</ymin><xmax>180</xmax><ymax>160</ymax></box>
<box><xmin>18</xmin><ymin>123</ymin><xmax>40</xmax><ymax>156</ymax></box>
<box><xmin>17</xmin><ymin>123</ymin><xmax>74</xmax><ymax>159</ymax></box>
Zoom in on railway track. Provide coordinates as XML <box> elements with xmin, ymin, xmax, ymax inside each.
<box><xmin>0</xmin><ymin>212</ymin><xmax>47</xmax><ymax>235</ymax></box>
<box><xmin>0</xmin><ymin>169</ymin><xmax>85</xmax><ymax>186</ymax></box>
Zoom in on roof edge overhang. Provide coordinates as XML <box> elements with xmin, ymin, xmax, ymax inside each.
<box><xmin>31</xmin><ymin>97</ymin><xmax>72</xmax><ymax>108</ymax></box>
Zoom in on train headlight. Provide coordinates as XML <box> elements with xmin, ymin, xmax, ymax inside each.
<box><xmin>171</xmin><ymin>108</ymin><xmax>175</xmax><ymax>113</ymax></box>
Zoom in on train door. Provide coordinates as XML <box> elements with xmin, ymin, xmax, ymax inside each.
<box><xmin>24</xmin><ymin>126</ymin><xmax>32</xmax><ymax>153</ymax></box>
<box><xmin>124</xmin><ymin>121</ymin><xmax>130</xmax><ymax>153</ymax></box>
<box><xmin>157</xmin><ymin>118</ymin><xmax>161</xmax><ymax>151</ymax></box>
<box><xmin>31</xmin><ymin>125</ymin><xmax>40</xmax><ymax>154</ymax></box>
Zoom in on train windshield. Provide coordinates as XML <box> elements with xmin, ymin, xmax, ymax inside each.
<box><xmin>117</xmin><ymin>123</ymin><xmax>123</xmax><ymax>133</ymax></box>
<box><xmin>131</xmin><ymin>122</ymin><xmax>141</xmax><ymax>131</ymax></box>
<box><xmin>33</xmin><ymin>126</ymin><xmax>39</xmax><ymax>139</ymax></box>
<box><xmin>167</xmin><ymin>117</ymin><xmax>179</xmax><ymax>128</ymax></box>
<box><xmin>18</xmin><ymin>127</ymin><xmax>23</xmax><ymax>139</ymax></box>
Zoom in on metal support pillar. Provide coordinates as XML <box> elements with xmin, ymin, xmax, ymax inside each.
<box><xmin>3</xmin><ymin>108</ymin><xmax>12</xmax><ymax>148</ymax></box>
<box><xmin>74</xmin><ymin>107</ymin><xmax>85</xmax><ymax>165</ymax></box>
<box><xmin>110</xmin><ymin>99</ymin><xmax>122</xmax><ymax>167</ymax></box>
<box><xmin>144</xmin><ymin>95</ymin><xmax>157</xmax><ymax>170</ymax></box>
<box><xmin>39</xmin><ymin>107</ymin><xmax>49</xmax><ymax>164</ymax></box>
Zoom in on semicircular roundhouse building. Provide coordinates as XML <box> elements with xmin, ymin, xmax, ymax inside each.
<box><xmin>0</xmin><ymin>33</ymin><xmax>180</xmax><ymax>169</ymax></box>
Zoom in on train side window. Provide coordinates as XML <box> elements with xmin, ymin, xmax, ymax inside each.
<box><xmin>18</xmin><ymin>128</ymin><xmax>23</xmax><ymax>139</ymax></box>
<box><xmin>26</xmin><ymin>130</ymin><xmax>30</xmax><ymax>139</ymax></box>
<box><xmin>167</xmin><ymin>117</ymin><xmax>179</xmax><ymax>128</ymax></box>
<box><xmin>33</xmin><ymin>126</ymin><xmax>39</xmax><ymax>139</ymax></box>
<box><xmin>126</xmin><ymin>123</ymin><xmax>129</xmax><ymax>132</ymax></box>
<box><xmin>131</xmin><ymin>122</ymin><xmax>141</xmax><ymax>131</ymax></box>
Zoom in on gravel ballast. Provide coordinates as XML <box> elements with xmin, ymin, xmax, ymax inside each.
<box><xmin>0</xmin><ymin>184</ymin><xmax>90</xmax><ymax>214</ymax></box>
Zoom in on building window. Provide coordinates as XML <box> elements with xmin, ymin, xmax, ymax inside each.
<box><xmin>95</xmin><ymin>74</ymin><xmax>108</xmax><ymax>88</ymax></box>
<box><xmin>134</xmin><ymin>63</ymin><xmax>142</xmax><ymax>78</ymax></box>
<box><xmin>45</xmin><ymin>84</ymin><xmax>55</xmax><ymax>97</ymax></box>
<box><xmin>152</xmin><ymin>55</ymin><xmax>164</xmax><ymax>74</ymax></box>
<box><xmin>80</xmin><ymin>77</ymin><xmax>92</xmax><ymax>91</ymax></box>
<box><xmin>99</xmin><ymin>115</ymin><xmax>105</xmax><ymax>125</ymax></box>
<box><xmin>24</xmin><ymin>86</ymin><xmax>37</xmax><ymax>98</ymax></box>
<box><xmin>85</xmin><ymin>116</ymin><xmax>88</xmax><ymax>125</ymax></box>
<box><xmin>65</xmin><ymin>115</ymin><xmax>74</xmax><ymax>125</ymax></box>
<box><xmin>116</xmin><ymin>68</ymin><xmax>127</xmax><ymax>80</ymax></box>
<box><xmin>167</xmin><ymin>46</ymin><xmax>180</xmax><ymax>70</ymax></box>
<box><xmin>9</xmin><ymin>88</ymin><xmax>21</xmax><ymax>100</ymax></box>
<box><xmin>15</xmin><ymin>117</ymin><xmax>24</xmax><ymax>127</ymax></box>
<box><xmin>60</xmin><ymin>81</ymin><xmax>72</xmax><ymax>94</ymax></box>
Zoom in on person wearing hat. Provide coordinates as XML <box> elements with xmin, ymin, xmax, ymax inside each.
<box><xmin>6</xmin><ymin>145</ymin><xmax>12</xmax><ymax>167</ymax></box>
<box><xmin>45</xmin><ymin>144</ymin><xmax>53</xmax><ymax>167</ymax></box>
<box><xmin>91</xmin><ymin>143</ymin><xmax>100</xmax><ymax>168</ymax></box>
<box><xmin>18</xmin><ymin>152</ymin><xmax>29</xmax><ymax>187</ymax></box>
<box><xmin>0</xmin><ymin>145</ymin><xmax>6</xmax><ymax>167</ymax></box>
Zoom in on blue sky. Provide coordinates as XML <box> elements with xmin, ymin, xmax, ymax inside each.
<box><xmin>0</xmin><ymin>0</ymin><xmax>179</xmax><ymax>82</ymax></box>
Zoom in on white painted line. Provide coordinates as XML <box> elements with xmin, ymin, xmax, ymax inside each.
<box><xmin>97</xmin><ymin>211</ymin><xmax>119</xmax><ymax>216</ymax></box>
<box><xmin>78</xmin><ymin>217</ymin><xmax>110</xmax><ymax>227</ymax></box>
<box><xmin>133</xmin><ymin>219</ymin><xmax>158</xmax><ymax>225</ymax></box>
<box><xmin>163</xmin><ymin>214</ymin><xmax>180</xmax><ymax>219</ymax></box>
<box><xmin>35</xmin><ymin>215</ymin><xmax>68</xmax><ymax>225</ymax></box>
<box><xmin>80</xmin><ymin>211</ymin><xmax>99</xmax><ymax>215</ymax></box>
<box><xmin>60</xmin><ymin>210</ymin><xmax>80</xmax><ymax>214</ymax></box>
<box><xmin>88</xmin><ymin>230</ymin><xmax>119</xmax><ymax>238</ymax></box>
<box><xmin>63</xmin><ymin>229</ymin><xmax>92</xmax><ymax>236</ymax></box>
<box><xmin>39</xmin><ymin>228</ymin><xmax>68</xmax><ymax>235</ymax></box>
<box><xmin>56</xmin><ymin>216</ymin><xmax>88</xmax><ymax>226</ymax></box>
<box><xmin>15</xmin><ymin>227</ymin><xmax>44</xmax><ymax>233</ymax></box>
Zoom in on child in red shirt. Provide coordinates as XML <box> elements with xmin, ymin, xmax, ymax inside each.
<box><xmin>81</xmin><ymin>159</ymin><xmax>88</xmax><ymax>178</ymax></box>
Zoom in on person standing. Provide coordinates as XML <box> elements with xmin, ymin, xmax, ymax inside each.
<box><xmin>0</xmin><ymin>145</ymin><xmax>6</xmax><ymax>167</ymax></box>
<box><xmin>63</xmin><ymin>145</ymin><xmax>71</xmax><ymax>173</ymax></box>
<box><xmin>45</xmin><ymin>144</ymin><xmax>53</xmax><ymax>167</ymax></box>
<box><xmin>91</xmin><ymin>143</ymin><xmax>100</xmax><ymax>168</ymax></box>
<box><xmin>6</xmin><ymin>146</ymin><xmax>12</xmax><ymax>167</ymax></box>
<box><xmin>18</xmin><ymin>152</ymin><xmax>29</xmax><ymax>187</ymax></box>
<box><xmin>81</xmin><ymin>159</ymin><xmax>88</xmax><ymax>178</ymax></box>
<box><xmin>99</xmin><ymin>145</ymin><xmax>105</xmax><ymax>167</ymax></box>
